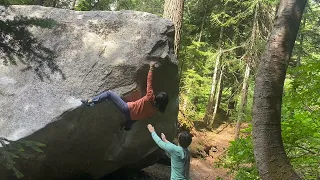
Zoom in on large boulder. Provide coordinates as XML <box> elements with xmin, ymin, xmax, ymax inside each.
<box><xmin>0</xmin><ymin>5</ymin><xmax>178</xmax><ymax>180</ymax></box>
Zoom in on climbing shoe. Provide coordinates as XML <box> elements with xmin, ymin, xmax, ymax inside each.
<box><xmin>81</xmin><ymin>99</ymin><xmax>94</xmax><ymax>107</ymax></box>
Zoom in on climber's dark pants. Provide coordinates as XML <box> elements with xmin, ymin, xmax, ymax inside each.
<box><xmin>91</xmin><ymin>90</ymin><xmax>136</xmax><ymax>128</ymax></box>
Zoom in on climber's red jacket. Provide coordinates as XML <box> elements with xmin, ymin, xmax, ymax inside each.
<box><xmin>127</xmin><ymin>69</ymin><xmax>157</xmax><ymax>120</ymax></box>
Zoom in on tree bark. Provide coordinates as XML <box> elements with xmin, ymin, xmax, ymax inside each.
<box><xmin>252</xmin><ymin>0</ymin><xmax>307</xmax><ymax>179</ymax></box>
<box><xmin>163</xmin><ymin>0</ymin><xmax>185</xmax><ymax>56</ymax></box>
<box><xmin>211</xmin><ymin>65</ymin><xmax>224</xmax><ymax>127</ymax></box>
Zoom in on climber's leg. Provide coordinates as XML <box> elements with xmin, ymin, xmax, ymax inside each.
<box><xmin>83</xmin><ymin>90</ymin><xmax>135</xmax><ymax>131</ymax></box>
<box><xmin>119</xmin><ymin>102</ymin><xmax>136</xmax><ymax>131</ymax></box>
<box><xmin>90</xmin><ymin>90</ymin><xmax>128</xmax><ymax>113</ymax></box>
<box><xmin>81</xmin><ymin>91</ymin><xmax>115</xmax><ymax>106</ymax></box>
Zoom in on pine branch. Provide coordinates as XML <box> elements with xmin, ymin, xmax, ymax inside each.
<box><xmin>0</xmin><ymin>9</ymin><xmax>64</xmax><ymax>80</ymax></box>
<box><xmin>0</xmin><ymin>138</ymin><xmax>46</xmax><ymax>179</ymax></box>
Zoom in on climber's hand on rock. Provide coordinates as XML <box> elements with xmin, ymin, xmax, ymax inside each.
<box><xmin>147</xmin><ymin>124</ymin><xmax>155</xmax><ymax>133</ymax></box>
<box><xmin>149</xmin><ymin>61</ymin><xmax>156</xmax><ymax>68</ymax></box>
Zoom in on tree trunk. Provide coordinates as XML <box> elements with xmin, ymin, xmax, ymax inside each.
<box><xmin>235</xmin><ymin>63</ymin><xmax>250</xmax><ymax>139</ymax></box>
<box><xmin>211</xmin><ymin>65</ymin><xmax>224</xmax><ymax>127</ymax></box>
<box><xmin>163</xmin><ymin>0</ymin><xmax>185</xmax><ymax>55</ymax></box>
<box><xmin>203</xmin><ymin>26</ymin><xmax>224</xmax><ymax>126</ymax></box>
<box><xmin>182</xmin><ymin>87</ymin><xmax>190</xmax><ymax>111</ymax></box>
<box><xmin>227</xmin><ymin>87</ymin><xmax>237</xmax><ymax>116</ymax></box>
<box><xmin>296</xmin><ymin>17</ymin><xmax>305</xmax><ymax>68</ymax></box>
<box><xmin>235</xmin><ymin>3</ymin><xmax>258</xmax><ymax>139</ymax></box>
<box><xmin>178</xmin><ymin>46</ymin><xmax>187</xmax><ymax>83</ymax></box>
<box><xmin>204</xmin><ymin>49</ymin><xmax>221</xmax><ymax>125</ymax></box>
<box><xmin>252</xmin><ymin>0</ymin><xmax>307</xmax><ymax>179</ymax></box>
<box><xmin>197</xmin><ymin>0</ymin><xmax>208</xmax><ymax>42</ymax></box>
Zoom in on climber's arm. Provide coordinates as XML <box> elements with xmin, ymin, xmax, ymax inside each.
<box><xmin>148</xmin><ymin>124</ymin><xmax>177</xmax><ymax>155</ymax></box>
<box><xmin>151</xmin><ymin>132</ymin><xmax>177</xmax><ymax>155</ymax></box>
<box><xmin>146</xmin><ymin>62</ymin><xmax>155</xmax><ymax>100</ymax></box>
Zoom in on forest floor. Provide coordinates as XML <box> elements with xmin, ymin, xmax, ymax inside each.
<box><xmin>112</xmin><ymin>122</ymin><xmax>246</xmax><ymax>180</ymax></box>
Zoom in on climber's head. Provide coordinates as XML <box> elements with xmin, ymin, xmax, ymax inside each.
<box><xmin>154</xmin><ymin>92</ymin><xmax>168</xmax><ymax>113</ymax></box>
<box><xmin>178</xmin><ymin>131</ymin><xmax>192</xmax><ymax>148</ymax></box>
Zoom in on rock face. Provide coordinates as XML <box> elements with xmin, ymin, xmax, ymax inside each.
<box><xmin>0</xmin><ymin>5</ymin><xmax>178</xmax><ymax>180</ymax></box>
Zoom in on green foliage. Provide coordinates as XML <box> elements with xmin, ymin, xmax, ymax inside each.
<box><xmin>281</xmin><ymin>3</ymin><xmax>320</xmax><ymax>179</ymax></box>
<box><xmin>115</xmin><ymin>0</ymin><xmax>164</xmax><ymax>15</ymax></box>
<box><xmin>1</xmin><ymin>0</ymin><xmax>319</xmax><ymax>179</ymax></box>
<box><xmin>75</xmin><ymin>0</ymin><xmax>164</xmax><ymax>16</ymax></box>
<box><xmin>0</xmin><ymin>137</ymin><xmax>46</xmax><ymax>178</ymax></box>
<box><xmin>75</xmin><ymin>0</ymin><xmax>92</xmax><ymax>11</ymax></box>
<box><xmin>178</xmin><ymin>0</ymin><xmax>273</xmax><ymax>126</ymax></box>
<box><xmin>179</xmin><ymin>41</ymin><xmax>213</xmax><ymax>121</ymax></box>
<box><xmin>0</xmin><ymin>0</ymin><xmax>54</xmax><ymax>6</ymax></box>
<box><xmin>216</xmin><ymin>126</ymin><xmax>260</xmax><ymax>180</ymax></box>
<box><xmin>218</xmin><ymin>2</ymin><xmax>320</xmax><ymax>179</ymax></box>
<box><xmin>75</xmin><ymin>0</ymin><xmax>112</xmax><ymax>11</ymax></box>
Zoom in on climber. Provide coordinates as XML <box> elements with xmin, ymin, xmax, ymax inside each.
<box><xmin>81</xmin><ymin>61</ymin><xmax>169</xmax><ymax>131</ymax></box>
<box><xmin>147</xmin><ymin>124</ymin><xmax>192</xmax><ymax>180</ymax></box>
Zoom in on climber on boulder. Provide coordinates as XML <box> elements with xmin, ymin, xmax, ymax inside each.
<box><xmin>81</xmin><ymin>61</ymin><xmax>169</xmax><ymax>131</ymax></box>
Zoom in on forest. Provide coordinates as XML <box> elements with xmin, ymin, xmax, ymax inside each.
<box><xmin>0</xmin><ymin>0</ymin><xmax>319</xmax><ymax>180</ymax></box>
